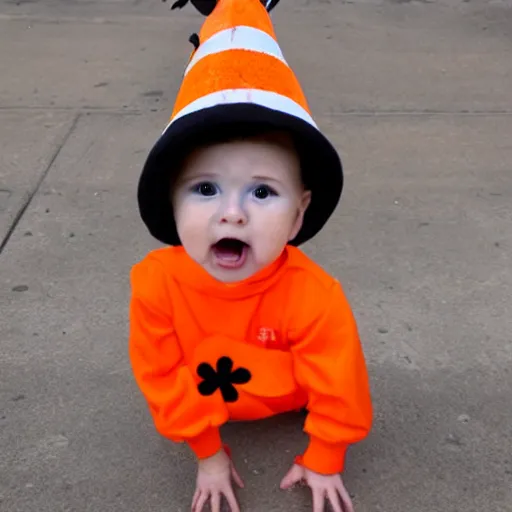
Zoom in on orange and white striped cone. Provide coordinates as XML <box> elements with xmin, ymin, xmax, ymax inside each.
<box><xmin>138</xmin><ymin>0</ymin><xmax>343</xmax><ymax>246</ymax></box>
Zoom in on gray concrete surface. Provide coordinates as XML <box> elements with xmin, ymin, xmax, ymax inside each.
<box><xmin>1</xmin><ymin>0</ymin><xmax>511</xmax><ymax>511</ymax></box>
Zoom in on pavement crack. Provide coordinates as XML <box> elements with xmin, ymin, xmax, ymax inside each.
<box><xmin>328</xmin><ymin>109</ymin><xmax>512</xmax><ymax>117</ymax></box>
<box><xmin>0</xmin><ymin>114</ymin><xmax>81</xmax><ymax>256</ymax></box>
<box><xmin>0</xmin><ymin>106</ymin><xmax>142</xmax><ymax>115</ymax></box>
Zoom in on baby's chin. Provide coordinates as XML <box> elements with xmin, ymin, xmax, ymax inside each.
<box><xmin>203</xmin><ymin>260</ymin><xmax>262</xmax><ymax>284</ymax></box>
<box><xmin>210</xmin><ymin>270</ymin><xmax>256</xmax><ymax>284</ymax></box>
<box><xmin>206</xmin><ymin>255</ymin><xmax>287</xmax><ymax>285</ymax></box>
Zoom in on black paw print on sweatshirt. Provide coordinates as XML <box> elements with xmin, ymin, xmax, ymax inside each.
<box><xmin>197</xmin><ymin>357</ymin><xmax>251</xmax><ymax>403</ymax></box>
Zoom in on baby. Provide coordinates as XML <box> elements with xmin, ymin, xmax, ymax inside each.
<box><xmin>129</xmin><ymin>1</ymin><xmax>372</xmax><ymax>511</ymax></box>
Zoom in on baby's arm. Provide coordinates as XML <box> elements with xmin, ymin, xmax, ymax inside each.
<box><xmin>284</xmin><ymin>278</ymin><xmax>372</xmax><ymax>510</ymax></box>
<box><xmin>288</xmin><ymin>278</ymin><xmax>372</xmax><ymax>475</ymax></box>
<box><xmin>129</xmin><ymin>257</ymin><xmax>228</xmax><ymax>459</ymax></box>
<box><xmin>129</xmin><ymin>257</ymin><xmax>244</xmax><ymax>511</ymax></box>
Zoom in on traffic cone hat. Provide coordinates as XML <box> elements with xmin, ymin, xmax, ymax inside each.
<box><xmin>138</xmin><ymin>0</ymin><xmax>343</xmax><ymax>246</ymax></box>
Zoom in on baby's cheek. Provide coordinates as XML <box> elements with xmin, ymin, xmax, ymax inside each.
<box><xmin>260</xmin><ymin>202</ymin><xmax>297</xmax><ymax>233</ymax></box>
<box><xmin>178</xmin><ymin>199</ymin><xmax>211</xmax><ymax>222</ymax></box>
<box><xmin>253</xmin><ymin>211</ymin><xmax>295</xmax><ymax>259</ymax></box>
<box><xmin>175</xmin><ymin>203</ymin><xmax>207</xmax><ymax>237</ymax></box>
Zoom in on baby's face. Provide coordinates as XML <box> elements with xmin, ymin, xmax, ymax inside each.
<box><xmin>171</xmin><ymin>133</ymin><xmax>311</xmax><ymax>283</ymax></box>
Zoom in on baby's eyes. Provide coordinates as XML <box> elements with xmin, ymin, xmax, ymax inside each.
<box><xmin>253</xmin><ymin>185</ymin><xmax>278</xmax><ymax>200</ymax></box>
<box><xmin>190</xmin><ymin>182</ymin><xmax>278</xmax><ymax>199</ymax></box>
<box><xmin>191</xmin><ymin>181</ymin><xmax>218</xmax><ymax>196</ymax></box>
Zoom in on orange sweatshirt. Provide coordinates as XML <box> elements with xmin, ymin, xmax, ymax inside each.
<box><xmin>129</xmin><ymin>245</ymin><xmax>372</xmax><ymax>475</ymax></box>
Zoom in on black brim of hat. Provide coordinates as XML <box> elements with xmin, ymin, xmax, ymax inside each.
<box><xmin>137</xmin><ymin>103</ymin><xmax>343</xmax><ymax>246</ymax></box>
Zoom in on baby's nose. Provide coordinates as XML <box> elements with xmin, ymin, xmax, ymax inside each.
<box><xmin>219</xmin><ymin>199</ymin><xmax>248</xmax><ymax>225</ymax></box>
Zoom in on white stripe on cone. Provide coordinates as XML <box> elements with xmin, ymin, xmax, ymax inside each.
<box><xmin>184</xmin><ymin>25</ymin><xmax>288</xmax><ymax>76</ymax></box>
<box><xmin>164</xmin><ymin>88</ymin><xmax>317</xmax><ymax>133</ymax></box>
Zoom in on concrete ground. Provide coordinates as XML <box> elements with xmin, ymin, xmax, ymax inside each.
<box><xmin>1</xmin><ymin>0</ymin><xmax>511</xmax><ymax>510</ymax></box>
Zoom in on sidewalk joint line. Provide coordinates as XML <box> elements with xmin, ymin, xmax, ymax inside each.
<box><xmin>0</xmin><ymin>113</ymin><xmax>81</xmax><ymax>256</ymax></box>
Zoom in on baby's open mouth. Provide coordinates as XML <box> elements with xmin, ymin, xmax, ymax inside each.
<box><xmin>211</xmin><ymin>238</ymin><xmax>249</xmax><ymax>269</ymax></box>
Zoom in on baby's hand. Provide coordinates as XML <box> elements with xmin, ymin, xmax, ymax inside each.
<box><xmin>280</xmin><ymin>463</ymin><xmax>354</xmax><ymax>512</ymax></box>
<box><xmin>192</xmin><ymin>448</ymin><xmax>244</xmax><ymax>512</ymax></box>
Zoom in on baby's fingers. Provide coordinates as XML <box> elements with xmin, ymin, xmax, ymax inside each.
<box><xmin>191</xmin><ymin>489</ymin><xmax>200</xmax><ymax>511</ymax></box>
<box><xmin>312</xmin><ymin>488</ymin><xmax>325</xmax><ymax>512</ymax></box>
<box><xmin>327</xmin><ymin>487</ymin><xmax>343</xmax><ymax>512</ymax></box>
<box><xmin>336</xmin><ymin>482</ymin><xmax>355</xmax><ymax>512</ymax></box>
<box><xmin>210</xmin><ymin>491</ymin><xmax>221</xmax><ymax>512</ymax></box>
<box><xmin>192</xmin><ymin>490</ymin><xmax>208</xmax><ymax>512</ymax></box>
<box><xmin>222</xmin><ymin>487</ymin><xmax>241</xmax><ymax>512</ymax></box>
<box><xmin>231</xmin><ymin>465</ymin><xmax>245</xmax><ymax>488</ymax></box>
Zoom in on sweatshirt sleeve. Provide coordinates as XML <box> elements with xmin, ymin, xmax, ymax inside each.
<box><xmin>128</xmin><ymin>257</ymin><xmax>229</xmax><ymax>459</ymax></box>
<box><xmin>288</xmin><ymin>279</ymin><xmax>372</xmax><ymax>475</ymax></box>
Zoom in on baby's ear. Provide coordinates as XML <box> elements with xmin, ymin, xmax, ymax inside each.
<box><xmin>300</xmin><ymin>189</ymin><xmax>312</xmax><ymax>213</ymax></box>
<box><xmin>288</xmin><ymin>190</ymin><xmax>312</xmax><ymax>241</ymax></box>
